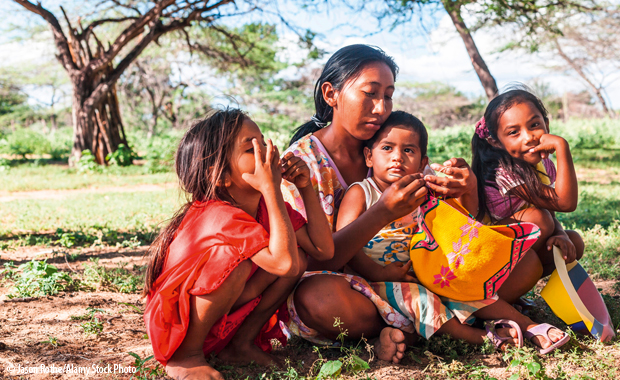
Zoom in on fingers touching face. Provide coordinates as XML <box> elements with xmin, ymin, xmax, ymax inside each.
<box><xmin>228</xmin><ymin>118</ymin><xmax>269</xmax><ymax>189</ymax></box>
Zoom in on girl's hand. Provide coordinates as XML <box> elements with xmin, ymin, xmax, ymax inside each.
<box><xmin>529</xmin><ymin>134</ymin><xmax>569</xmax><ymax>160</ymax></box>
<box><xmin>281</xmin><ymin>152</ymin><xmax>311</xmax><ymax>189</ymax></box>
<box><xmin>241</xmin><ymin>138</ymin><xmax>282</xmax><ymax>195</ymax></box>
<box><xmin>380</xmin><ymin>260</ymin><xmax>419</xmax><ymax>283</ymax></box>
<box><xmin>425</xmin><ymin>158</ymin><xmax>477</xmax><ymax>198</ymax></box>
<box><xmin>378</xmin><ymin>173</ymin><xmax>427</xmax><ymax>220</ymax></box>
<box><xmin>547</xmin><ymin>234</ymin><xmax>577</xmax><ymax>263</ymax></box>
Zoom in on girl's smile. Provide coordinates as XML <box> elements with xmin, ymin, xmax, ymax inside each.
<box><xmin>494</xmin><ymin>101</ymin><xmax>549</xmax><ymax>165</ymax></box>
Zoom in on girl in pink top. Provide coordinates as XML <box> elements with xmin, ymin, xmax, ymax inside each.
<box><xmin>471</xmin><ymin>88</ymin><xmax>584</xmax><ymax>305</ymax></box>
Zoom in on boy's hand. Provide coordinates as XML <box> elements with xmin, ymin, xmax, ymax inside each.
<box><xmin>242</xmin><ymin>138</ymin><xmax>282</xmax><ymax>194</ymax></box>
<box><xmin>547</xmin><ymin>234</ymin><xmax>577</xmax><ymax>263</ymax></box>
<box><xmin>425</xmin><ymin>158</ymin><xmax>477</xmax><ymax>198</ymax></box>
<box><xmin>379</xmin><ymin>173</ymin><xmax>427</xmax><ymax>220</ymax></box>
<box><xmin>529</xmin><ymin>134</ymin><xmax>568</xmax><ymax>159</ymax></box>
<box><xmin>281</xmin><ymin>152</ymin><xmax>311</xmax><ymax>189</ymax></box>
<box><xmin>380</xmin><ymin>260</ymin><xmax>419</xmax><ymax>283</ymax></box>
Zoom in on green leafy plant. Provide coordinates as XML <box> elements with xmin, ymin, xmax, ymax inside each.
<box><xmin>73</xmin><ymin>307</ymin><xmax>105</xmax><ymax>336</ymax></box>
<box><xmin>311</xmin><ymin>318</ymin><xmax>371</xmax><ymax>379</ymax></box>
<box><xmin>128</xmin><ymin>352</ymin><xmax>166</xmax><ymax>380</ymax></box>
<box><xmin>7</xmin><ymin>259</ymin><xmax>74</xmax><ymax>298</ymax></box>
<box><xmin>76</xmin><ymin>150</ymin><xmax>103</xmax><ymax>173</ymax></box>
<box><xmin>503</xmin><ymin>346</ymin><xmax>549</xmax><ymax>380</ymax></box>
<box><xmin>41</xmin><ymin>336</ymin><xmax>60</xmax><ymax>347</ymax></box>
<box><xmin>82</xmin><ymin>258</ymin><xmax>143</xmax><ymax>294</ymax></box>
<box><xmin>106</xmin><ymin>143</ymin><xmax>136</xmax><ymax>166</ymax></box>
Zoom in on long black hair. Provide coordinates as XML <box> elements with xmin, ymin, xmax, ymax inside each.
<box><xmin>289</xmin><ymin>44</ymin><xmax>398</xmax><ymax>145</ymax></box>
<box><xmin>144</xmin><ymin>108</ymin><xmax>246</xmax><ymax>296</ymax></box>
<box><xmin>471</xmin><ymin>89</ymin><xmax>556</xmax><ymax>221</ymax></box>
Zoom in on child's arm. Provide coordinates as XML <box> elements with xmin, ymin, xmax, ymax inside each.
<box><xmin>336</xmin><ymin>184</ymin><xmax>418</xmax><ymax>283</ymax></box>
<box><xmin>281</xmin><ymin>152</ymin><xmax>334</xmax><ymax>261</ymax></box>
<box><xmin>524</xmin><ymin>134</ymin><xmax>578</xmax><ymax>212</ymax></box>
<box><xmin>244</xmin><ymin>139</ymin><xmax>301</xmax><ymax>277</ymax></box>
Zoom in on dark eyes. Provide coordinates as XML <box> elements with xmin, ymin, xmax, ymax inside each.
<box><xmin>363</xmin><ymin>91</ymin><xmax>393</xmax><ymax>100</ymax></box>
<box><xmin>381</xmin><ymin>145</ymin><xmax>392</xmax><ymax>151</ymax></box>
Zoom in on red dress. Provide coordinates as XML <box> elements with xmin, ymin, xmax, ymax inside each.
<box><xmin>144</xmin><ymin>198</ymin><xmax>306</xmax><ymax>365</ymax></box>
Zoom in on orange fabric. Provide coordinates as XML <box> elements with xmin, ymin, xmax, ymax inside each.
<box><xmin>144</xmin><ymin>198</ymin><xmax>305</xmax><ymax>365</ymax></box>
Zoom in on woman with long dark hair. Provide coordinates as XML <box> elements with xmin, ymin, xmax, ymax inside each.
<box><xmin>278</xmin><ymin>44</ymin><xmax>530</xmax><ymax>362</ymax></box>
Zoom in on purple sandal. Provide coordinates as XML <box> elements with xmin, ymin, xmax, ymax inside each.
<box><xmin>524</xmin><ymin>323</ymin><xmax>570</xmax><ymax>354</ymax></box>
<box><xmin>484</xmin><ymin>319</ymin><xmax>524</xmax><ymax>350</ymax></box>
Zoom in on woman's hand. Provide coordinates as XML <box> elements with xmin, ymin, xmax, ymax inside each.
<box><xmin>379</xmin><ymin>260</ymin><xmax>419</xmax><ymax>283</ymax></box>
<box><xmin>547</xmin><ymin>234</ymin><xmax>577</xmax><ymax>263</ymax></box>
<box><xmin>377</xmin><ymin>173</ymin><xmax>427</xmax><ymax>221</ymax></box>
<box><xmin>241</xmin><ymin>138</ymin><xmax>282</xmax><ymax>195</ymax></box>
<box><xmin>424</xmin><ymin>158</ymin><xmax>477</xmax><ymax>199</ymax></box>
<box><xmin>281</xmin><ymin>152</ymin><xmax>311</xmax><ymax>189</ymax></box>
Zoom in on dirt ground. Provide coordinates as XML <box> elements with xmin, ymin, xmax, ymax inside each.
<box><xmin>1</xmin><ymin>246</ymin><xmax>619</xmax><ymax>380</ymax></box>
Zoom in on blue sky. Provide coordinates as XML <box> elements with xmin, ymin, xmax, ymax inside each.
<box><xmin>1</xmin><ymin>0</ymin><xmax>618</xmax><ymax>110</ymax></box>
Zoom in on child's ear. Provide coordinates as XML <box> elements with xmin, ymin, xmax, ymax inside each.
<box><xmin>488</xmin><ymin>137</ymin><xmax>502</xmax><ymax>149</ymax></box>
<box><xmin>321</xmin><ymin>82</ymin><xmax>338</xmax><ymax>108</ymax></box>
<box><xmin>419</xmin><ymin>156</ymin><xmax>429</xmax><ymax>172</ymax></box>
<box><xmin>363</xmin><ymin>146</ymin><xmax>373</xmax><ymax>168</ymax></box>
<box><xmin>216</xmin><ymin>171</ymin><xmax>232</xmax><ymax>188</ymax></box>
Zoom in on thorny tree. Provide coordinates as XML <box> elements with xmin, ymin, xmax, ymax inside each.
<box><xmin>13</xmin><ymin>0</ymin><xmax>270</xmax><ymax>164</ymax></box>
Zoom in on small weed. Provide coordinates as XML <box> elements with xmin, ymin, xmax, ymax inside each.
<box><xmin>7</xmin><ymin>259</ymin><xmax>74</xmax><ymax>298</ymax></box>
<box><xmin>310</xmin><ymin>318</ymin><xmax>371</xmax><ymax>379</ymax></box>
<box><xmin>128</xmin><ymin>352</ymin><xmax>166</xmax><ymax>380</ymax></box>
<box><xmin>503</xmin><ymin>346</ymin><xmax>548</xmax><ymax>380</ymax></box>
<box><xmin>41</xmin><ymin>336</ymin><xmax>60</xmax><ymax>347</ymax></box>
<box><xmin>75</xmin><ymin>307</ymin><xmax>106</xmax><ymax>336</ymax></box>
<box><xmin>81</xmin><ymin>258</ymin><xmax>144</xmax><ymax>294</ymax></box>
<box><xmin>0</xmin><ymin>261</ymin><xmax>16</xmax><ymax>282</ymax></box>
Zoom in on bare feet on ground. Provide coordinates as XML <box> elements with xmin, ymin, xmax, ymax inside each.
<box><xmin>373</xmin><ymin>327</ymin><xmax>410</xmax><ymax>364</ymax></box>
<box><xmin>527</xmin><ymin>324</ymin><xmax>566</xmax><ymax>350</ymax></box>
<box><xmin>166</xmin><ymin>353</ymin><xmax>224</xmax><ymax>380</ymax></box>
<box><xmin>217</xmin><ymin>341</ymin><xmax>281</xmax><ymax>367</ymax></box>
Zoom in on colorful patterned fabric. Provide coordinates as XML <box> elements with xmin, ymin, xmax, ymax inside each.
<box><xmin>281</xmin><ymin>133</ymin><xmax>347</xmax><ymax>231</ymax></box>
<box><xmin>485</xmin><ymin>158</ymin><xmax>557</xmax><ymax>221</ymax></box>
<box><xmin>354</xmin><ymin>178</ymin><xmax>419</xmax><ymax>264</ymax></box>
<box><xmin>410</xmin><ymin>195</ymin><xmax>541</xmax><ymax>301</ymax></box>
<box><xmin>285</xmin><ymin>271</ymin><xmax>496</xmax><ymax>342</ymax></box>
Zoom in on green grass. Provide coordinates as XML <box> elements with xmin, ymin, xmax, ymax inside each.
<box><xmin>0</xmin><ymin>188</ymin><xmax>179</xmax><ymax>236</ymax></box>
<box><xmin>0</xmin><ymin>163</ymin><xmax>174</xmax><ymax>192</ymax></box>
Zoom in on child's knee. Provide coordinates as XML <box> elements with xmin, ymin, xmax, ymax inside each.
<box><xmin>566</xmin><ymin>230</ymin><xmax>585</xmax><ymax>260</ymax></box>
<box><xmin>522</xmin><ymin>208</ymin><xmax>554</xmax><ymax>238</ymax></box>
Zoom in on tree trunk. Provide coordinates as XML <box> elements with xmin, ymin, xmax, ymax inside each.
<box><xmin>72</xmin><ymin>76</ymin><xmax>128</xmax><ymax>165</ymax></box>
<box><xmin>444</xmin><ymin>1</ymin><xmax>498</xmax><ymax>100</ymax></box>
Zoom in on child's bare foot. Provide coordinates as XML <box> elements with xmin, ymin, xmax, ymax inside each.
<box><xmin>166</xmin><ymin>352</ymin><xmax>223</xmax><ymax>380</ymax></box>
<box><xmin>217</xmin><ymin>342</ymin><xmax>280</xmax><ymax>367</ymax></box>
<box><xmin>373</xmin><ymin>327</ymin><xmax>408</xmax><ymax>364</ymax></box>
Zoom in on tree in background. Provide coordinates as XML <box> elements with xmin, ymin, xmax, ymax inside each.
<box><xmin>346</xmin><ymin>0</ymin><xmax>600</xmax><ymax>101</ymax></box>
<box><xmin>11</xmin><ymin>0</ymin><xmax>300</xmax><ymax>164</ymax></box>
<box><xmin>498</xmin><ymin>6</ymin><xmax>619</xmax><ymax>117</ymax></box>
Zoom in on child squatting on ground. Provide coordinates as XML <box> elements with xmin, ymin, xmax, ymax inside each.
<box><xmin>471</xmin><ymin>89</ymin><xmax>585</xmax><ymax>305</ymax></box>
<box><xmin>336</xmin><ymin>111</ymin><xmax>570</xmax><ymax>355</ymax></box>
<box><xmin>142</xmin><ymin>109</ymin><xmax>334</xmax><ymax>380</ymax></box>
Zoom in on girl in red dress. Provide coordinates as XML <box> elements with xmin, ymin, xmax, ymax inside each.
<box><xmin>143</xmin><ymin>108</ymin><xmax>333</xmax><ymax>380</ymax></box>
